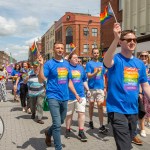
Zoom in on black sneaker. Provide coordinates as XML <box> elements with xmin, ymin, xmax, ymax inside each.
<box><xmin>99</xmin><ymin>125</ymin><xmax>108</xmax><ymax>134</ymax></box>
<box><xmin>89</xmin><ymin>121</ymin><xmax>94</xmax><ymax>129</ymax></box>
<box><xmin>65</xmin><ymin>129</ymin><xmax>70</xmax><ymax>139</ymax></box>
<box><xmin>78</xmin><ymin>131</ymin><xmax>87</xmax><ymax>142</ymax></box>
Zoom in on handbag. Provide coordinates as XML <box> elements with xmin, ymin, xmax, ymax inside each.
<box><xmin>43</xmin><ymin>97</ymin><xmax>49</xmax><ymax>111</ymax></box>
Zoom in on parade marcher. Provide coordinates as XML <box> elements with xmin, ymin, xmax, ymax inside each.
<box><xmin>86</xmin><ymin>48</ymin><xmax>108</xmax><ymax>133</ymax></box>
<box><xmin>0</xmin><ymin>66</ymin><xmax>7</xmax><ymax>102</ymax></box>
<box><xmin>65</xmin><ymin>53</ymin><xmax>91</xmax><ymax>142</ymax></box>
<box><xmin>138</xmin><ymin>51</ymin><xmax>150</xmax><ymax>137</ymax></box>
<box><xmin>15</xmin><ymin>61</ymin><xmax>31</xmax><ymax>113</ymax></box>
<box><xmin>24</xmin><ymin>61</ymin><xmax>45</xmax><ymax>124</ymax></box>
<box><xmin>11</xmin><ymin>63</ymin><xmax>21</xmax><ymax>102</ymax></box>
<box><xmin>38</xmin><ymin>41</ymin><xmax>80</xmax><ymax>150</ymax></box>
<box><xmin>103</xmin><ymin>23</ymin><xmax>150</xmax><ymax>150</ymax></box>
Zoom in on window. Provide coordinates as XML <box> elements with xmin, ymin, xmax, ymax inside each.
<box><xmin>83</xmin><ymin>44</ymin><xmax>89</xmax><ymax>53</ymax></box>
<box><xmin>83</xmin><ymin>27</ymin><xmax>89</xmax><ymax>36</ymax></box>
<box><xmin>92</xmin><ymin>44</ymin><xmax>98</xmax><ymax>49</ymax></box>
<box><xmin>92</xmin><ymin>28</ymin><xmax>98</xmax><ymax>36</ymax></box>
<box><xmin>66</xmin><ymin>27</ymin><xmax>73</xmax><ymax>36</ymax></box>
<box><xmin>66</xmin><ymin>44</ymin><xmax>71</xmax><ymax>52</ymax></box>
<box><xmin>119</xmin><ymin>0</ymin><xmax>122</xmax><ymax>11</ymax></box>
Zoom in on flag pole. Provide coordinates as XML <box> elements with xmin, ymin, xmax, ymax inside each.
<box><xmin>109</xmin><ymin>2</ymin><xmax>118</xmax><ymax>23</ymax></box>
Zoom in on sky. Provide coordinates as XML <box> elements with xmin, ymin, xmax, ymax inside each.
<box><xmin>0</xmin><ymin>0</ymin><xmax>100</xmax><ymax>62</ymax></box>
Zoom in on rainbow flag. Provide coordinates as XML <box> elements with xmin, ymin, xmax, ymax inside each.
<box><xmin>70</xmin><ymin>43</ymin><xmax>75</xmax><ymax>52</ymax></box>
<box><xmin>100</xmin><ymin>5</ymin><xmax>113</xmax><ymax>24</ymax></box>
<box><xmin>30</xmin><ymin>42</ymin><xmax>37</xmax><ymax>55</ymax></box>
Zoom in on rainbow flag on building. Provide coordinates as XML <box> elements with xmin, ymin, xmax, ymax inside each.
<box><xmin>30</xmin><ymin>41</ymin><xmax>37</xmax><ymax>55</ymax></box>
<box><xmin>100</xmin><ymin>4</ymin><xmax>113</xmax><ymax>24</ymax></box>
<box><xmin>70</xmin><ymin>43</ymin><xmax>75</xmax><ymax>52</ymax></box>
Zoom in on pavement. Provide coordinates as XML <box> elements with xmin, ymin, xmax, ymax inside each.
<box><xmin>0</xmin><ymin>90</ymin><xmax>150</xmax><ymax>150</ymax></box>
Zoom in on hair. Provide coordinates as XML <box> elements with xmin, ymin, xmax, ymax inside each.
<box><xmin>68</xmin><ymin>52</ymin><xmax>77</xmax><ymax>61</ymax></box>
<box><xmin>21</xmin><ymin>61</ymin><xmax>30</xmax><ymax>68</ymax></box>
<box><xmin>120</xmin><ymin>30</ymin><xmax>136</xmax><ymax>40</ymax></box>
<box><xmin>91</xmin><ymin>48</ymin><xmax>99</xmax><ymax>54</ymax></box>
<box><xmin>14</xmin><ymin>63</ymin><xmax>21</xmax><ymax>70</ymax></box>
<box><xmin>53</xmin><ymin>41</ymin><xmax>64</xmax><ymax>48</ymax></box>
<box><xmin>138</xmin><ymin>51</ymin><xmax>150</xmax><ymax>64</ymax></box>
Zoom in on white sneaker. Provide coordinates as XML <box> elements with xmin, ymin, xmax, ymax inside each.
<box><xmin>140</xmin><ymin>130</ymin><xmax>146</xmax><ymax>137</ymax></box>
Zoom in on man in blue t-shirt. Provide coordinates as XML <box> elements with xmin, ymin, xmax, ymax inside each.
<box><xmin>86</xmin><ymin>48</ymin><xmax>108</xmax><ymax>133</ymax></box>
<box><xmin>103</xmin><ymin>23</ymin><xmax>150</xmax><ymax>150</ymax></box>
<box><xmin>38</xmin><ymin>42</ymin><xmax>80</xmax><ymax>150</ymax></box>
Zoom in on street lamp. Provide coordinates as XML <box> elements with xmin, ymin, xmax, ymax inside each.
<box><xmin>133</xmin><ymin>26</ymin><xmax>137</xmax><ymax>57</ymax></box>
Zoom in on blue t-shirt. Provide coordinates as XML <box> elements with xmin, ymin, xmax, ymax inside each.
<box><xmin>106</xmin><ymin>53</ymin><xmax>147</xmax><ymax>114</ymax></box>
<box><xmin>44</xmin><ymin>59</ymin><xmax>70</xmax><ymax>101</ymax></box>
<box><xmin>69</xmin><ymin>64</ymin><xmax>87</xmax><ymax>100</ymax></box>
<box><xmin>86</xmin><ymin>60</ymin><xmax>105</xmax><ymax>89</ymax></box>
<box><xmin>11</xmin><ymin>69</ymin><xmax>20</xmax><ymax>76</ymax></box>
<box><xmin>145</xmin><ymin>65</ymin><xmax>150</xmax><ymax>85</ymax></box>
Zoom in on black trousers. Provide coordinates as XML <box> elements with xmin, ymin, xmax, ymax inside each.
<box><xmin>108</xmin><ymin>112</ymin><xmax>138</xmax><ymax>150</ymax></box>
<box><xmin>20</xmin><ymin>83</ymin><xmax>28</xmax><ymax>107</ymax></box>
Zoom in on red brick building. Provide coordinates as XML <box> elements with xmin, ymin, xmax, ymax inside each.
<box><xmin>101</xmin><ymin>0</ymin><xmax>122</xmax><ymax>51</ymax></box>
<box><xmin>55</xmin><ymin>12</ymin><xmax>100</xmax><ymax>58</ymax></box>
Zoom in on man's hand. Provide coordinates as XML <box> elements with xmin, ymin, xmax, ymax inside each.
<box><xmin>75</xmin><ymin>94</ymin><xmax>82</xmax><ymax>103</ymax></box>
<box><xmin>113</xmin><ymin>23</ymin><xmax>121</xmax><ymax>40</ymax></box>
<box><xmin>37</xmin><ymin>55</ymin><xmax>44</xmax><ymax>65</ymax></box>
<box><xmin>86</xmin><ymin>90</ymin><xmax>91</xmax><ymax>98</ymax></box>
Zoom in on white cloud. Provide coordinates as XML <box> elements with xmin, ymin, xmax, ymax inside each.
<box><xmin>25</xmin><ymin>37</ymin><xmax>41</xmax><ymax>46</ymax></box>
<box><xmin>20</xmin><ymin>16</ymin><xmax>39</xmax><ymax>28</ymax></box>
<box><xmin>0</xmin><ymin>16</ymin><xmax>17</xmax><ymax>36</ymax></box>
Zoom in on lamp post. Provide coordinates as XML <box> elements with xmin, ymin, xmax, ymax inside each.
<box><xmin>133</xmin><ymin>26</ymin><xmax>137</xmax><ymax>57</ymax></box>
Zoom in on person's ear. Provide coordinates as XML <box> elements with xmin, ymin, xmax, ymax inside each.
<box><xmin>118</xmin><ymin>40</ymin><xmax>122</xmax><ymax>46</ymax></box>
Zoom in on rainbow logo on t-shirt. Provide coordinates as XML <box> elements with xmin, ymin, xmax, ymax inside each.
<box><xmin>124</xmin><ymin>67</ymin><xmax>138</xmax><ymax>91</ymax></box>
<box><xmin>57</xmin><ymin>67</ymin><xmax>68</xmax><ymax>84</ymax></box>
<box><xmin>95</xmin><ymin>67</ymin><xmax>102</xmax><ymax>79</ymax></box>
<box><xmin>72</xmin><ymin>70</ymin><xmax>81</xmax><ymax>83</ymax></box>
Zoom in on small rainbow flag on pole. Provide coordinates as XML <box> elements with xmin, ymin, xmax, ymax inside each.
<box><xmin>100</xmin><ymin>4</ymin><xmax>113</xmax><ymax>24</ymax></box>
<box><xmin>30</xmin><ymin>41</ymin><xmax>37</xmax><ymax>55</ymax></box>
<box><xmin>70</xmin><ymin>43</ymin><xmax>75</xmax><ymax>52</ymax></box>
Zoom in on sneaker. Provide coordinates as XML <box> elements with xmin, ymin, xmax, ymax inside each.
<box><xmin>22</xmin><ymin>107</ymin><xmax>26</xmax><ymax>112</ymax></box>
<box><xmin>27</xmin><ymin>108</ymin><xmax>31</xmax><ymax>114</ymax></box>
<box><xmin>99</xmin><ymin>125</ymin><xmax>108</xmax><ymax>134</ymax></box>
<box><xmin>37</xmin><ymin>120</ymin><xmax>44</xmax><ymax>124</ymax></box>
<box><xmin>65</xmin><ymin>129</ymin><xmax>71</xmax><ymax>139</ymax></box>
<box><xmin>132</xmin><ymin>136</ymin><xmax>143</xmax><ymax>145</ymax></box>
<box><xmin>89</xmin><ymin>121</ymin><xmax>94</xmax><ymax>129</ymax></box>
<box><xmin>140</xmin><ymin>130</ymin><xmax>146</xmax><ymax>137</ymax></box>
<box><xmin>78</xmin><ymin>131</ymin><xmax>87</xmax><ymax>142</ymax></box>
<box><xmin>31</xmin><ymin>113</ymin><xmax>35</xmax><ymax>119</ymax></box>
<box><xmin>45</xmin><ymin>130</ymin><xmax>51</xmax><ymax>147</ymax></box>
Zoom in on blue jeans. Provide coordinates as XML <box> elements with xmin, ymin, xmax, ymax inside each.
<box><xmin>47</xmin><ymin>99</ymin><xmax>68</xmax><ymax>150</ymax></box>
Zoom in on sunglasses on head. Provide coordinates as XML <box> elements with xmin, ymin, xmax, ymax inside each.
<box><xmin>121</xmin><ymin>38</ymin><xmax>137</xmax><ymax>43</ymax></box>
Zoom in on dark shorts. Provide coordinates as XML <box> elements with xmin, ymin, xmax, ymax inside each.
<box><xmin>108</xmin><ymin>112</ymin><xmax>138</xmax><ymax>150</ymax></box>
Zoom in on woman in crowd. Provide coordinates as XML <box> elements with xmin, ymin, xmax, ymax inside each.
<box><xmin>0</xmin><ymin>66</ymin><xmax>7</xmax><ymax>102</ymax></box>
<box><xmin>11</xmin><ymin>63</ymin><xmax>21</xmax><ymax>102</ymax></box>
<box><xmin>15</xmin><ymin>61</ymin><xmax>31</xmax><ymax>112</ymax></box>
<box><xmin>139</xmin><ymin>51</ymin><xmax>150</xmax><ymax>137</ymax></box>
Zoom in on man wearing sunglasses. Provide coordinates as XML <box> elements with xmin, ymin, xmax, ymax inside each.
<box><xmin>103</xmin><ymin>23</ymin><xmax>150</xmax><ymax>150</ymax></box>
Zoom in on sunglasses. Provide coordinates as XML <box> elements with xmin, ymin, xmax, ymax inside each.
<box><xmin>121</xmin><ymin>38</ymin><xmax>137</xmax><ymax>43</ymax></box>
<box><xmin>140</xmin><ymin>55</ymin><xmax>148</xmax><ymax>57</ymax></box>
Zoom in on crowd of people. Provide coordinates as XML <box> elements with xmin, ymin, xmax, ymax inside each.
<box><xmin>0</xmin><ymin>23</ymin><xmax>150</xmax><ymax>150</ymax></box>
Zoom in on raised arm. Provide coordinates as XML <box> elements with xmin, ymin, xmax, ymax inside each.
<box><xmin>37</xmin><ymin>55</ymin><xmax>47</xmax><ymax>83</ymax></box>
<box><xmin>103</xmin><ymin>23</ymin><xmax>121</xmax><ymax>68</ymax></box>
